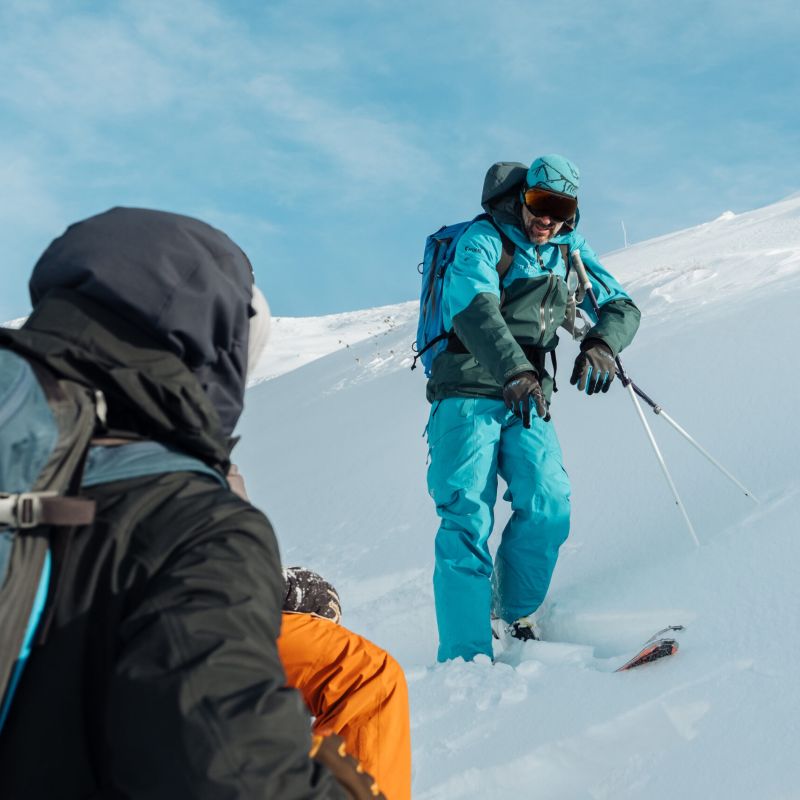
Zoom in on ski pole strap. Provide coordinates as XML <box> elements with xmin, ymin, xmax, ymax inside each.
<box><xmin>627</xmin><ymin>379</ymin><xmax>661</xmax><ymax>412</ymax></box>
<box><xmin>0</xmin><ymin>493</ymin><xmax>96</xmax><ymax>530</ymax></box>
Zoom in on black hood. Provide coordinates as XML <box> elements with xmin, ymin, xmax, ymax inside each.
<box><xmin>29</xmin><ymin>207</ymin><xmax>254</xmax><ymax>435</ymax></box>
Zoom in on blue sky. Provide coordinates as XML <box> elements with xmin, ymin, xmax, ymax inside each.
<box><xmin>1</xmin><ymin>0</ymin><xmax>798</xmax><ymax>320</ymax></box>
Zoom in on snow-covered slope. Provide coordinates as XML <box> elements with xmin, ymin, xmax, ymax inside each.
<box><xmin>248</xmin><ymin>302</ymin><xmax>417</xmax><ymax>384</ymax></box>
<box><xmin>237</xmin><ymin>194</ymin><xmax>800</xmax><ymax>799</ymax></box>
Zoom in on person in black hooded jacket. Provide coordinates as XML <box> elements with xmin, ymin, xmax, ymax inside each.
<box><xmin>0</xmin><ymin>208</ymin><xmax>357</xmax><ymax>799</ymax></box>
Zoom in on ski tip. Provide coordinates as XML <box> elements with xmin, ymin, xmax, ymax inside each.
<box><xmin>615</xmin><ymin>638</ymin><xmax>679</xmax><ymax>672</ymax></box>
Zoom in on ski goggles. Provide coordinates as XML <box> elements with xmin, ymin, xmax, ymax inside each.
<box><xmin>522</xmin><ymin>187</ymin><xmax>578</xmax><ymax>222</ymax></box>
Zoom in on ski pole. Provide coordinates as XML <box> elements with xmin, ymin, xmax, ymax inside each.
<box><xmin>569</xmin><ymin>262</ymin><xmax>758</xmax><ymax>503</ymax></box>
<box><xmin>623</xmin><ymin>381</ymin><xmax>759</xmax><ymax>504</ymax></box>
<box><xmin>570</xmin><ymin>250</ymin><xmax>700</xmax><ymax>547</ymax></box>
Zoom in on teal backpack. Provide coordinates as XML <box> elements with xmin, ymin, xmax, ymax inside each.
<box><xmin>0</xmin><ymin>345</ymin><xmax>100</xmax><ymax>732</ymax></box>
<box><xmin>412</xmin><ymin>214</ymin><xmax>515</xmax><ymax>377</ymax></box>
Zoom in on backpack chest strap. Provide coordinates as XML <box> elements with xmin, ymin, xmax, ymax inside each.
<box><xmin>0</xmin><ymin>492</ymin><xmax>96</xmax><ymax>529</ymax></box>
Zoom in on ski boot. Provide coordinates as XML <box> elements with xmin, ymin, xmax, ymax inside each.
<box><xmin>509</xmin><ymin>615</ymin><xmax>540</xmax><ymax>642</ymax></box>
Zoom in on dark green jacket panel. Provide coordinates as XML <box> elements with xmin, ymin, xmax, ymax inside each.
<box><xmin>426</xmin><ymin>275</ymin><xmax>568</xmax><ymax>402</ymax></box>
<box><xmin>0</xmin><ymin>471</ymin><xmax>344</xmax><ymax>800</ymax></box>
<box><xmin>451</xmin><ymin>292</ymin><xmax>533</xmax><ymax>387</ymax></box>
<box><xmin>499</xmin><ymin>271</ymin><xmax>570</xmax><ymax>351</ymax></box>
<box><xmin>569</xmin><ymin>235</ymin><xmax>641</xmax><ymax>356</ymax></box>
<box><xmin>582</xmin><ymin>297</ymin><xmax>641</xmax><ymax>356</ymax></box>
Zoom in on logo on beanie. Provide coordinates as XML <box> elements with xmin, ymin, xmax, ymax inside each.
<box><xmin>528</xmin><ymin>156</ymin><xmax>580</xmax><ymax>197</ymax></box>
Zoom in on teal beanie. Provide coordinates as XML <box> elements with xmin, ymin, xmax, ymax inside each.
<box><xmin>526</xmin><ymin>155</ymin><xmax>580</xmax><ymax>197</ymax></box>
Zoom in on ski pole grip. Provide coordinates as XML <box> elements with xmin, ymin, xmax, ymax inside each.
<box><xmin>570</xmin><ymin>249</ymin><xmax>603</xmax><ymax>319</ymax></box>
<box><xmin>570</xmin><ymin>249</ymin><xmax>592</xmax><ymax>292</ymax></box>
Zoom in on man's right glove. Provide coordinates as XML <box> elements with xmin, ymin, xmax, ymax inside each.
<box><xmin>310</xmin><ymin>734</ymin><xmax>386</xmax><ymax>799</ymax></box>
<box><xmin>502</xmin><ymin>371</ymin><xmax>547</xmax><ymax>428</ymax></box>
<box><xmin>283</xmin><ymin>567</ymin><xmax>342</xmax><ymax>623</ymax></box>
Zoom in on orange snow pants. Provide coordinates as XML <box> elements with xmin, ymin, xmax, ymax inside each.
<box><xmin>278</xmin><ymin>612</ymin><xmax>412</xmax><ymax>800</ymax></box>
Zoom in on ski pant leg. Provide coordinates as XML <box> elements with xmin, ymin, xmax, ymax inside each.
<box><xmin>494</xmin><ymin>412</ymin><xmax>571</xmax><ymax>623</ymax></box>
<box><xmin>278</xmin><ymin>612</ymin><xmax>412</xmax><ymax>800</ymax></box>
<box><xmin>426</xmin><ymin>398</ymin><xmax>504</xmax><ymax>662</ymax></box>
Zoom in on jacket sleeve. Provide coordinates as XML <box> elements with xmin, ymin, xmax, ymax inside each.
<box><xmin>446</xmin><ymin>220</ymin><xmax>534</xmax><ymax>383</ymax></box>
<box><xmin>107</xmin><ymin>479</ymin><xmax>346</xmax><ymax>800</ymax></box>
<box><xmin>573</xmin><ymin>235</ymin><xmax>641</xmax><ymax>356</ymax></box>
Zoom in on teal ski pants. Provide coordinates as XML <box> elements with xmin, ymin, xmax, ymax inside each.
<box><xmin>426</xmin><ymin>397</ymin><xmax>571</xmax><ymax>662</ymax></box>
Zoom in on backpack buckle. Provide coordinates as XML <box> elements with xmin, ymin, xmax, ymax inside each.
<box><xmin>18</xmin><ymin>494</ymin><xmax>39</xmax><ymax>528</ymax></box>
<box><xmin>0</xmin><ymin>492</ymin><xmax>58</xmax><ymax>529</ymax></box>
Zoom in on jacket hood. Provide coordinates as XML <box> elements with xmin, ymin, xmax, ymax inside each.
<box><xmin>29</xmin><ymin>207</ymin><xmax>254</xmax><ymax>435</ymax></box>
<box><xmin>481</xmin><ymin>161</ymin><xmax>580</xmax><ymax>232</ymax></box>
<box><xmin>0</xmin><ymin>290</ymin><xmax>233</xmax><ymax>472</ymax></box>
<box><xmin>481</xmin><ymin>161</ymin><xmax>528</xmax><ymax>226</ymax></box>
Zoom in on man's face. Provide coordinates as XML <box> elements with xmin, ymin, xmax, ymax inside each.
<box><xmin>521</xmin><ymin>204</ymin><xmax>564</xmax><ymax>245</ymax></box>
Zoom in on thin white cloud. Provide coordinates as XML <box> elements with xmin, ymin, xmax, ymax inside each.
<box><xmin>245</xmin><ymin>73</ymin><xmax>439</xmax><ymax>195</ymax></box>
<box><xmin>0</xmin><ymin>15</ymin><xmax>177</xmax><ymax>115</ymax></box>
<box><xmin>0</xmin><ymin>152</ymin><xmax>65</xmax><ymax>234</ymax></box>
<box><xmin>0</xmin><ymin>0</ymin><xmax>438</xmax><ymax>202</ymax></box>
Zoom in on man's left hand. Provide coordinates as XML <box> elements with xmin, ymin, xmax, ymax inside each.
<box><xmin>570</xmin><ymin>339</ymin><xmax>616</xmax><ymax>394</ymax></box>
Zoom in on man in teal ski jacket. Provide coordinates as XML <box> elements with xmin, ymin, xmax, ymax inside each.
<box><xmin>426</xmin><ymin>155</ymin><xmax>641</xmax><ymax>662</ymax></box>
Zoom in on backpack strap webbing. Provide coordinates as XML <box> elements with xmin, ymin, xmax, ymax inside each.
<box><xmin>558</xmin><ymin>243</ymin><xmax>570</xmax><ymax>275</ymax></box>
<box><xmin>550</xmin><ymin>244</ymin><xmax>571</xmax><ymax>392</ymax></box>
<box><xmin>483</xmin><ymin>216</ymin><xmax>516</xmax><ymax>279</ymax></box>
<box><xmin>496</xmin><ymin>231</ymin><xmax>515</xmax><ymax>279</ymax></box>
<box><xmin>0</xmin><ymin>494</ymin><xmax>95</xmax><ymax>530</ymax></box>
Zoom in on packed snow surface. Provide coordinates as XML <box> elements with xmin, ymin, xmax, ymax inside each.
<box><xmin>237</xmin><ymin>194</ymin><xmax>800</xmax><ymax>799</ymax></box>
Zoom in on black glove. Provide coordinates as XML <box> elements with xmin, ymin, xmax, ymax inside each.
<box><xmin>570</xmin><ymin>339</ymin><xmax>616</xmax><ymax>394</ymax></box>
<box><xmin>283</xmin><ymin>567</ymin><xmax>342</xmax><ymax>623</ymax></box>
<box><xmin>502</xmin><ymin>371</ymin><xmax>547</xmax><ymax>428</ymax></box>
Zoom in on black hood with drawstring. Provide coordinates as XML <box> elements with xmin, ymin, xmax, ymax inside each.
<box><xmin>29</xmin><ymin>206</ymin><xmax>254</xmax><ymax>436</ymax></box>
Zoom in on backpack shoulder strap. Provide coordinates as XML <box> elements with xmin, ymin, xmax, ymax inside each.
<box><xmin>479</xmin><ymin>214</ymin><xmax>515</xmax><ymax>279</ymax></box>
<box><xmin>559</xmin><ymin>242</ymin><xmax>570</xmax><ymax>274</ymax></box>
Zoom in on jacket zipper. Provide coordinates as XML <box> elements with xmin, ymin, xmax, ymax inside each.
<box><xmin>539</xmin><ymin>274</ymin><xmax>557</xmax><ymax>337</ymax></box>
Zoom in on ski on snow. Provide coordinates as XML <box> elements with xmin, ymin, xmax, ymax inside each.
<box><xmin>614</xmin><ymin>625</ymin><xmax>684</xmax><ymax>672</ymax></box>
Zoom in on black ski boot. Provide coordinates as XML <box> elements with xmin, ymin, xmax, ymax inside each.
<box><xmin>509</xmin><ymin>617</ymin><xmax>540</xmax><ymax>642</ymax></box>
